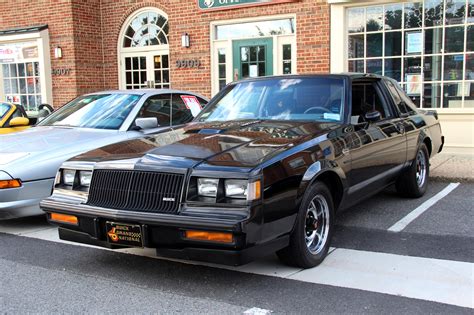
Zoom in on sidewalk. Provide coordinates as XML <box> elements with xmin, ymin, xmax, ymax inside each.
<box><xmin>430</xmin><ymin>153</ymin><xmax>474</xmax><ymax>182</ymax></box>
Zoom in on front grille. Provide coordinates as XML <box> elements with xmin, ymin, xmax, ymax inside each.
<box><xmin>87</xmin><ymin>170</ymin><xmax>184</xmax><ymax>214</ymax></box>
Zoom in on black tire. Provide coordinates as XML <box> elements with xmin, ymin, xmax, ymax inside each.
<box><xmin>396</xmin><ymin>143</ymin><xmax>430</xmax><ymax>198</ymax></box>
<box><xmin>277</xmin><ymin>181</ymin><xmax>334</xmax><ymax>268</ymax></box>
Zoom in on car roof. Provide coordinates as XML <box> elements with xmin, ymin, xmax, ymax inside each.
<box><xmin>229</xmin><ymin>73</ymin><xmax>387</xmax><ymax>85</ymax></box>
<box><xmin>83</xmin><ymin>89</ymin><xmax>209</xmax><ymax>101</ymax></box>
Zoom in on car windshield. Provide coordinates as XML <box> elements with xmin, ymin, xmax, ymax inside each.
<box><xmin>0</xmin><ymin>103</ymin><xmax>11</xmax><ymax>120</ymax></box>
<box><xmin>38</xmin><ymin>94</ymin><xmax>141</xmax><ymax>129</ymax></box>
<box><xmin>197</xmin><ymin>77</ymin><xmax>345</xmax><ymax>123</ymax></box>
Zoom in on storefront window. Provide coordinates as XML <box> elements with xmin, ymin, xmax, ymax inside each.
<box><xmin>0</xmin><ymin>41</ymin><xmax>42</xmax><ymax>111</ymax></box>
<box><xmin>347</xmin><ymin>1</ymin><xmax>474</xmax><ymax>109</ymax></box>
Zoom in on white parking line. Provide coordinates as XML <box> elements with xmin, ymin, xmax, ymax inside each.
<box><xmin>388</xmin><ymin>183</ymin><xmax>460</xmax><ymax>233</ymax></box>
<box><xmin>243</xmin><ymin>307</ymin><xmax>273</xmax><ymax>315</ymax></box>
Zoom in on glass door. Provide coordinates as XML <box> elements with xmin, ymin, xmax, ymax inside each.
<box><xmin>232</xmin><ymin>38</ymin><xmax>273</xmax><ymax>81</ymax></box>
<box><xmin>122</xmin><ymin>52</ymin><xmax>170</xmax><ymax>89</ymax></box>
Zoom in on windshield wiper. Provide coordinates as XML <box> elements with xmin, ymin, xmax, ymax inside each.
<box><xmin>50</xmin><ymin>124</ymin><xmax>77</xmax><ymax>128</ymax></box>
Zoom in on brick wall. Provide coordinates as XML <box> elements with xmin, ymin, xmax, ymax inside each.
<box><xmin>101</xmin><ymin>0</ymin><xmax>330</xmax><ymax>98</ymax></box>
<box><xmin>0</xmin><ymin>0</ymin><xmax>78</xmax><ymax>107</ymax></box>
<box><xmin>0</xmin><ymin>0</ymin><xmax>330</xmax><ymax>104</ymax></box>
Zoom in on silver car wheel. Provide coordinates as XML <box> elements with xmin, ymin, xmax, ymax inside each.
<box><xmin>305</xmin><ymin>194</ymin><xmax>330</xmax><ymax>255</ymax></box>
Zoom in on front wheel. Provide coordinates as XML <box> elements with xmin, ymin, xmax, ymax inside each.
<box><xmin>396</xmin><ymin>143</ymin><xmax>430</xmax><ymax>198</ymax></box>
<box><xmin>277</xmin><ymin>182</ymin><xmax>334</xmax><ymax>268</ymax></box>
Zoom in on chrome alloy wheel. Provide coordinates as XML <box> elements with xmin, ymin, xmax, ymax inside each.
<box><xmin>416</xmin><ymin>150</ymin><xmax>427</xmax><ymax>187</ymax></box>
<box><xmin>304</xmin><ymin>194</ymin><xmax>330</xmax><ymax>255</ymax></box>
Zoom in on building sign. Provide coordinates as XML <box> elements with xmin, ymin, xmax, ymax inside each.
<box><xmin>198</xmin><ymin>0</ymin><xmax>298</xmax><ymax>11</ymax></box>
<box><xmin>0</xmin><ymin>41</ymin><xmax>38</xmax><ymax>63</ymax></box>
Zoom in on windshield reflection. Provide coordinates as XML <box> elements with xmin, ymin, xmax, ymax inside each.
<box><xmin>197</xmin><ymin>77</ymin><xmax>345</xmax><ymax>123</ymax></box>
<box><xmin>38</xmin><ymin>94</ymin><xmax>141</xmax><ymax>130</ymax></box>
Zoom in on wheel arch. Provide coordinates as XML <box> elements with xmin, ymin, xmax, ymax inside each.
<box><xmin>299</xmin><ymin>160</ymin><xmax>346</xmax><ymax>212</ymax></box>
<box><xmin>423</xmin><ymin>137</ymin><xmax>432</xmax><ymax>157</ymax></box>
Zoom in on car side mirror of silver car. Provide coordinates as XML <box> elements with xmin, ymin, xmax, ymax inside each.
<box><xmin>135</xmin><ymin>117</ymin><xmax>159</xmax><ymax>130</ymax></box>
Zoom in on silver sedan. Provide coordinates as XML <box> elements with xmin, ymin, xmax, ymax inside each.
<box><xmin>0</xmin><ymin>89</ymin><xmax>208</xmax><ymax>219</ymax></box>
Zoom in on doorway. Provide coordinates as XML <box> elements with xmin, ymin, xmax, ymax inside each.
<box><xmin>232</xmin><ymin>38</ymin><xmax>273</xmax><ymax>81</ymax></box>
<box><xmin>121</xmin><ymin>52</ymin><xmax>170</xmax><ymax>89</ymax></box>
<box><xmin>118</xmin><ymin>8</ymin><xmax>170</xmax><ymax>89</ymax></box>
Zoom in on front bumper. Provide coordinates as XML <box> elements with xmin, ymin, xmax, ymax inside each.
<box><xmin>40</xmin><ymin>199</ymin><xmax>288</xmax><ymax>266</ymax></box>
<box><xmin>0</xmin><ymin>178</ymin><xmax>54</xmax><ymax>218</ymax></box>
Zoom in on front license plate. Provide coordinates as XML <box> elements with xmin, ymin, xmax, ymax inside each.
<box><xmin>105</xmin><ymin>222</ymin><xmax>143</xmax><ymax>247</ymax></box>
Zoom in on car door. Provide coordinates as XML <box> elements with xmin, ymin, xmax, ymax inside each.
<box><xmin>346</xmin><ymin>79</ymin><xmax>406</xmax><ymax>198</ymax></box>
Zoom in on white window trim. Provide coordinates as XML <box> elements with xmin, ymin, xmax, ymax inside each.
<box><xmin>209</xmin><ymin>14</ymin><xmax>297</xmax><ymax>96</ymax></box>
<box><xmin>0</xmin><ymin>29</ymin><xmax>53</xmax><ymax>107</ymax></box>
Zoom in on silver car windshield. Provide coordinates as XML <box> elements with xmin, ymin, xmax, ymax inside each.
<box><xmin>197</xmin><ymin>78</ymin><xmax>345</xmax><ymax>123</ymax></box>
<box><xmin>38</xmin><ymin>94</ymin><xmax>141</xmax><ymax>130</ymax></box>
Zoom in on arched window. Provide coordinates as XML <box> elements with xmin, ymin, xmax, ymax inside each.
<box><xmin>119</xmin><ymin>8</ymin><xmax>170</xmax><ymax>90</ymax></box>
<box><xmin>122</xmin><ymin>11</ymin><xmax>169</xmax><ymax>48</ymax></box>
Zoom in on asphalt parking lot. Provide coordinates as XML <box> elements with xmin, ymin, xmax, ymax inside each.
<box><xmin>0</xmin><ymin>180</ymin><xmax>473</xmax><ymax>313</ymax></box>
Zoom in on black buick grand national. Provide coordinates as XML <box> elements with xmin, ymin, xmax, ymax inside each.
<box><xmin>41</xmin><ymin>74</ymin><xmax>444</xmax><ymax>268</ymax></box>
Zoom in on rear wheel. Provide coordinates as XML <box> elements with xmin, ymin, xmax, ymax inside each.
<box><xmin>396</xmin><ymin>143</ymin><xmax>429</xmax><ymax>198</ymax></box>
<box><xmin>277</xmin><ymin>182</ymin><xmax>334</xmax><ymax>268</ymax></box>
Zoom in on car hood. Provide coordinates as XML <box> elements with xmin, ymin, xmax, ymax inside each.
<box><xmin>0</xmin><ymin>126</ymin><xmax>130</xmax><ymax>180</ymax></box>
<box><xmin>72</xmin><ymin>120</ymin><xmax>338</xmax><ymax>171</ymax></box>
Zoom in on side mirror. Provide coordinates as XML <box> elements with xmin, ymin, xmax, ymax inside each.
<box><xmin>364</xmin><ymin>110</ymin><xmax>381</xmax><ymax>122</ymax></box>
<box><xmin>9</xmin><ymin>117</ymin><xmax>30</xmax><ymax>127</ymax></box>
<box><xmin>135</xmin><ymin>117</ymin><xmax>159</xmax><ymax>130</ymax></box>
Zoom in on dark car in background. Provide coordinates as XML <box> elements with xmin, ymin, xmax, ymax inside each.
<box><xmin>41</xmin><ymin>74</ymin><xmax>444</xmax><ymax>268</ymax></box>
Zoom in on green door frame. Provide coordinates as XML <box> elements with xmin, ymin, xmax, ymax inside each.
<box><xmin>232</xmin><ymin>38</ymin><xmax>273</xmax><ymax>81</ymax></box>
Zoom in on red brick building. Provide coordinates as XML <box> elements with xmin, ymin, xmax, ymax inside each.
<box><xmin>0</xmin><ymin>0</ymin><xmax>472</xmax><ymax>152</ymax></box>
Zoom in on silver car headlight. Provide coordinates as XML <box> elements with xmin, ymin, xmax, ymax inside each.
<box><xmin>197</xmin><ymin>178</ymin><xmax>219</xmax><ymax>197</ymax></box>
<box><xmin>62</xmin><ymin>169</ymin><xmax>76</xmax><ymax>186</ymax></box>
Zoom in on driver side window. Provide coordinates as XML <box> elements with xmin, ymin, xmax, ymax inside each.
<box><xmin>351</xmin><ymin>81</ymin><xmax>392</xmax><ymax>124</ymax></box>
<box><xmin>138</xmin><ymin>94</ymin><xmax>172</xmax><ymax>127</ymax></box>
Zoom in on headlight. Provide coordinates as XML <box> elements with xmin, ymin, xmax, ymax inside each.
<box><xmin>79</xmin><ymin>171</ymin><xmax>92</xmax><ymax>187</ymax></box>
<box><xmin>197</xmin><ymin>178</ymin><xmax>219</xmax><ymax>197</ymax></box>
<box><xmin>194</xmin><ymin>178</ymin><xmax>261</xmax><ymax>202</ymax></box>
<box><xmin>225</xmin><ymin>179</ymin><xmax>248</xmax><ymax>199</ymax></box>
<box><xmin>62</xmin><ymin>169</ymin><xmax>76</xmax><ymax>186</ymax></box>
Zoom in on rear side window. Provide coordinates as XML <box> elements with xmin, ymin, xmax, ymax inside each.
<box><xmin>384</xmin><ymin>79</ymin><xmax>410</xmax><ymax>116</ymax></box>
<box><xmin>393</xmin><ymin>83</ymin><xmax>418</xmax><ymax>115</ymax></box>
<box><xmin>171</xmin><ymin>94</ymin><xmax>203</xmax><ymax>125</ymax></box>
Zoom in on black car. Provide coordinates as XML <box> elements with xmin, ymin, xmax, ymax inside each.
<box><xmin>40</xmin><ymin>74</ymin><xmax>444</xmax><ymax>268</ymax></box>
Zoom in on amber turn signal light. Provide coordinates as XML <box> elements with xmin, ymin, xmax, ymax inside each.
<box><xmin>50</xmin><ymin>213</ymin><xmax>78</xmax><ymax>225</ymax></box>
<box><xmin>0</xmin><ymin>179</ymin><xmax>21</xmax><ymax>189</ymax></box>
<box><xmin>185</xmin><ymin>230</ymin><xmax>233</xmax><ymax>243</ymax></box>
